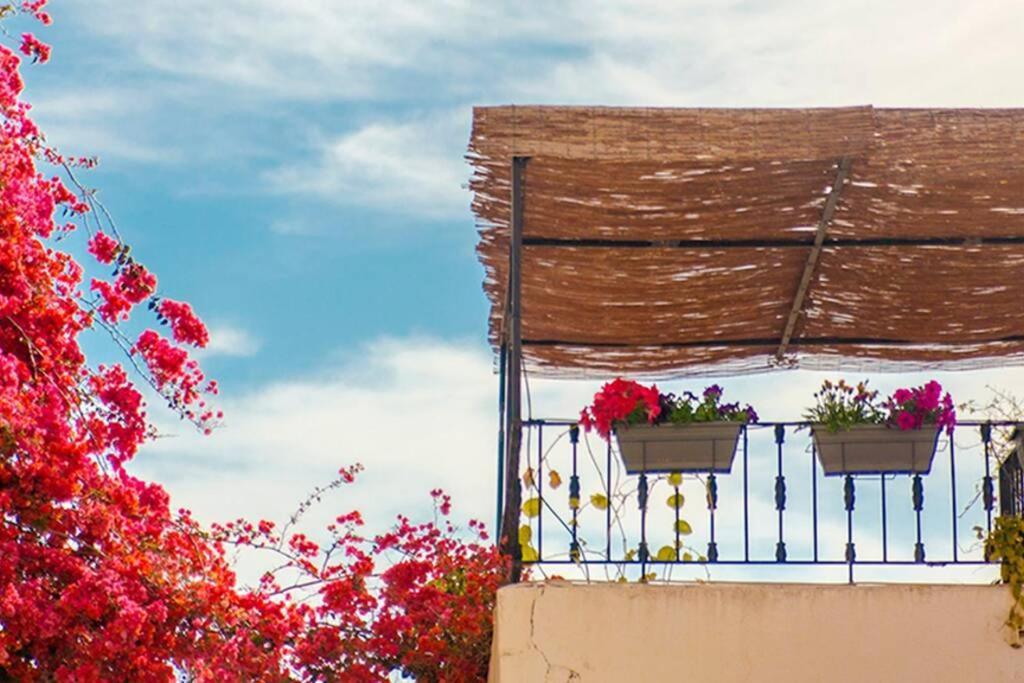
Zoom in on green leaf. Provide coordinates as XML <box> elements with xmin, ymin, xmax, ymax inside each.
<box><xmin>520</xmin><ymin>543</ymin><xmax>538</xmax><ymax>562</ymax></box>
<box><xmin>656</xmin><ymin>545</ymin><xmax>676</xmax><ymax>562</ymax></box>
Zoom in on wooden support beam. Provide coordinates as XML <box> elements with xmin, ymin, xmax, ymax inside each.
<box><xmin>522</xmin><ymin>333</ymin><xmax>1024</xmax><ymax>349</ymax></box>
<box><xmin>499</xmin><ymin>156</ymin><xmax>528</xmax><ymax>582</ymax></box>
<box><xmin>521</xmin><ymin>235</ymin><xmax>1024</xmax><ymax>249</ymax></box>
<box><xmin>776</xmin><ymin>156</ymin><xmax>852</xmax><ymax>362</ymax></box>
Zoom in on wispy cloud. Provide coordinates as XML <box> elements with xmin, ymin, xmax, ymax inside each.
<box><xmin>134</xmin><ymin>336</ymin><xmax>1021</xmax><ymax>584</ymax></box>
<box><xmin>202</xmin><ymin>323</ymin><xmax>261</xmax><ymax>358</ymax></box>
<box><xmin>54</xmin><ymin>1</ymin><xmax>1024</xmax><ymax>216</ymax></box>
<box><xmin>30</xmin><ymin>88</ymin><xmax>177</xmax><ymax>163</ymax></box>
<box><xmin>73</xmin><ymin>0</ymin><xmax>498</xmax><ymax>100</ymax></box>
<box><xmin>265</xmin><ymin>110</ymin><xmax>470</xmax><ymax>217</ymax></box>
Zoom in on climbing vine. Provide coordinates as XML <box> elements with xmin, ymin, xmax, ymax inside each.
<box><xmin>982</xmin><ymin>516</ymin><xmax>1024</xmax><ymax>648</ymax></box>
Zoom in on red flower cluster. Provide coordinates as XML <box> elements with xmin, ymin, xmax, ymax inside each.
<box><xmin>0</xmin><ymin>6</ymin><xmax>507</xmax><ymax>680</ymax></box>
<box><xmin>87</xmin><ymin>230</ymin><xmax>120</xmax><ymax>263</ymax></box>
<box><xmin>157</xmin><ymin>298</ymin><xmax>210</xmax><ymax>348</ymax></box>
<box><xmin>209</xmin><ymin>469</ymin><xmax>507</xmax><ymax>681</ymax></box>
<box><xmin>579</xmin><ymin>378</ymin><xmax>661</xmax><ymax>438</ymax></box>
<box><xmin>19</xmin><ymin>33</ymin><xmax>49</xmax><ymax>63</ymax></box>
<box><xmin>889</xmin><ymin>380</ymin><xmax>957</xmax><ymax>435</ymax></box>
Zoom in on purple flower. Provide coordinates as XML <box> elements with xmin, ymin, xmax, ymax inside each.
<box><xmin>703</xmin><ymin>384</ymin><xmax>723</xmax><ymax>400</ymax></box>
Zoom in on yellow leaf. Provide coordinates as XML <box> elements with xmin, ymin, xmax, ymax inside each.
<box><xmin>667</xmin><ymin>472</ymin><xmax>683</xmax><ymax>487</ymax></box>
<box><xmin>590</xmin><ymin>493</ymin><xmax>609</xmax><ymax>510</ymax></box>
<box><xmin>548</xmin><ymin>470</ymin><xmax>562</xmax><ymax>489</ymax></box>
<box><xmin>624</xmin><ymin>549</ymin><xmax>637</xmax><ymax>561</ymax></box>
<box><xmin>656</xmin><ymin>545</ymin><xmax>676</xmax><ymax>562</ymax></box>
<box><xmin>642</xmin><ymin>572</ymin><xmax>658</xmax><ymax>583</ymax></box>
<box><xmin>521</xmin><ymin>543</ymin><xmax>538</xmax><ymax>562</ymax></box>
<box><xmin>569</xmin><ymin>496</ymin><xmax>580</xmax><ymax>510</ymax></box>
<box><xmin>522</xmin><ymin>497</ymin><xmax>541</xmax><ymax>518</ymax></box>
<box><xmin>666</xmin><ymin>493</ymin><xmax>685</xmax><ymax>510</ymax></box>
<box><xmin>522</xmin><ymin>467</ymin><xmax>535</xmax><ymax>489</ymax></box>
<box><xmin>617</xmin><ymin>575</ymin><xmax>628</xmax><ymax>583</ymax></box>
<box><xmin>682</xmin><ymin>552</ymin><xmax>694</xmax><ymax>562</ymax></box>
<box><xmin>675</xmin><ymin>520</ymin><xmax>693</xmax><ymax>536</ymax></box>
<box><xmin>518</xmin><ymin>524</ymin><xmax>532</xmax><ymax>545</ymax></box>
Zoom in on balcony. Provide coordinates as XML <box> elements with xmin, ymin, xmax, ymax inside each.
<box><xmin>469</xmin><ymin>105</ymin><xmax>1024</xmax><ymax>679</ymax></box>
<box><xmin>509</xmin><ymin>419</ymin><xmax>1021</xmax><ymax>583</ymax></box>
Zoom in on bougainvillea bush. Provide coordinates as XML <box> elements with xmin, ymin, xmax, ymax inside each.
<box><xmin>0</xmin><ymin>5</ymin><xmax>503</xmax><ymax>681</ymax></box>
<box><xmin>579</xmin><ymin>378</ymin><xmax>758</xmax><ymax>439</ymax></box>
<box><xmin>805</xmin><ymin>379</ymin><xmax>957</xmax><ymax>435</ymax></box>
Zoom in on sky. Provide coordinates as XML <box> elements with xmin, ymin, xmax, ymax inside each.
<box><xmin>22</xmin><ymin>0</ymin><xmax>1024</xmax><ymax>584</ymax></box>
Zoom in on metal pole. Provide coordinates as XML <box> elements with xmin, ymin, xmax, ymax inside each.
<box><xmin>499</xmin><ymin>156</ymin><xmax>528</xmax><ymax>582</ymax></box>
<box><xmin>495</xmin><ymin>342</ymin><xmax>507</xmax><ymax>537</ymax></box>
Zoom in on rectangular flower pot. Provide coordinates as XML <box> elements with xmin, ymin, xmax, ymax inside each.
<box><xmin>811</xmin><ymin>424</ymin><xmax>941</xmax><ymax>476</ymax></box>
<box><xmin>614</xmin><ymin>422</ymin><xmax>744</xmax><ymax>474</ymax></box>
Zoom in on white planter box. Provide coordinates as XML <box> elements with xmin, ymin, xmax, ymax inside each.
<box><xmin>812</xmin><ymin>424</ymin><xmax>940</xmax><ymax>476</ymax></box>
<box><xmin>614</xmin><ymin>422</ymin><xmax>744</xmax><ymax>474</ymax></box>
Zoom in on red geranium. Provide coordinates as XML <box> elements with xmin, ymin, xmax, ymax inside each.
<box><xmin>579</xmin><ymin>378</ymin><xmax>662</xmax><ymax>439</ymax></box>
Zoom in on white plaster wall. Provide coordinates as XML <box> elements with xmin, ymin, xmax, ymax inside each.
<box><xmin>489</xmin><ymin>581</ymin><xmax>1022</xmax><ymax>682</ymax></box>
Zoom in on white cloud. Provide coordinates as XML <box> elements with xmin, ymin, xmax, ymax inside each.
<box><xmin>202</xmin><ymin>323</ymin><xmax>261</xmax><ymax>357</ymax></box>
<box><xmin>56</xmin><ymin>1</ymin><xmax>1024</xmax><ymax>216</ymax></box>
<box><xmin>133</xmin><ymin>337</ymin><xmax>586</xmax><ymax>537</ymax></box>
<box><xmin>265</xmin><ymin>110</ymin><xmax>470</xmax><ymax>216</ymax></box>
<box><xmin>131</xmin><ymin>336</ymin><xmax>1022</xmax><ymax>585</ymax></box>
<box><xmin>73</xmin><ymin>0</ymin><xmax>497</xmax><ymax>100</ymax></box>
<box><xmin>74</xmin><ymin>1</ymin><xmax>1024</xmax><ymax>107</ymax></box>
<box><xmin>501</xmin><ymin>1</ymin><xmax>1024</xmax><ymax>107</ymax></box>
<box><xmin>29</xmin><ymin>88</ymin><xmax>176</xmax><ymax>163</ymax></box>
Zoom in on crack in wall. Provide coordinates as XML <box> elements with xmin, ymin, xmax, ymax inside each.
<box><xmin>527</xmin><ymin>585</ymin><xmax>582</xmax><ymax>682</ymax></box>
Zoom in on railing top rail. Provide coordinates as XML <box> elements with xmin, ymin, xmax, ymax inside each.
<box><xmin>524</xmin><ymin>418</ymin><xmax>1024</xmax><ymax>428</ymax></box>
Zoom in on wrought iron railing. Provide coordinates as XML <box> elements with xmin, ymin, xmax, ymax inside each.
<box><xmin>507</xmin><ymin>419</ymin><xmax>1023</xmax><ymax>583</ymax></box>
<box><xmin>999</xmin><ymin>428</ymin><xmax>1024</xmax><ymax>518</ymax></box>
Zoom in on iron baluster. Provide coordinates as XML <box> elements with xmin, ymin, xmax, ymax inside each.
<box><xmin>812</xmin><ymin>443</ymin><xmax>819</xmax><ymax>562</ymax></box>
<box><xmin>606</xmin><ymin>439</ymin><xmax>612</xmax><ymax>561</ymax></box>
<box><xmin>982</xmin><ymin>423</ymin><xmax>994</xmax><ymax>532</ymax></box>
<box><xmin>537</xmin><ymin>424</ymin><xmax>544</xmax><ymax>561</ymax></box>
<box><xmin>707</xmin><ymin>473</ymin><xmax>718</xmax><ymax>562</ymax></box>
<box><xmin>949</xmin><ymin>432</ymin><xmax>958</xmax><ymax>562</ymax></box>
<box><xmin>569</xmin><ymin>425</ymin><xmax>580</xmax><ymax>562</ymax></box>
<box><xmin>845</xmin><ymin>475</ymin><xmax>856</xmax><ymax>583</ymax></box>
<box><xmin>743</xmin><ymin>427</ymin><xmax>750</xmax><ymax>562</ymax></box>
<box><xmin>674</xmin><ymin>479</ymin><xmax>682</xmax><ymax>562</ymax></box>
<box><xmin>880</xmin><ymin>474</ymin><xmax>888</xmax><ymax>562</ymax></box>
<box><xmin>913</xmin><ymin>474</ymin><xmax>925</xmax><ymax>563</ymax></box>
<box><xmin>774</xmin><ymin>424</ymin><xmax>787</xmax><ymax>562</ymax></box>
<box><xmin>638</xmin><ymin>473</ymin><xmax>649</xmax><ymax>573</ymax></box>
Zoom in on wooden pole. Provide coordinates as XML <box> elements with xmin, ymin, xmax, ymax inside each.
<box><xmin>776</xmin><ymin>156</ymin><xmax>852</xmax><ymax>362</ymax></box>
<box><xmin>499</xmin><ymin>156</ymin><xmax>528</xmax><ymax>582</ymax></box>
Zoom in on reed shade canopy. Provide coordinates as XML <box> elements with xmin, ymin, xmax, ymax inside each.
<box><xmin>469</xmin><ymin>105</ymin><xmax>1024</xmax><ymax>378</ymax></box>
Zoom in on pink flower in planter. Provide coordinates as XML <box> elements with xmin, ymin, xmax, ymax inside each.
<box><xmin>896</xmin><ymin>411</ymin><xmax>918</xmax><ymax>431</ymax></box>
<box><xmin>888</xmin><ymin>381</ymin><xmax>956</xmax><ymax>436</ymax></box>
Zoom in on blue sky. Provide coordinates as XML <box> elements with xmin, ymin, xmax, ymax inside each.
<box><xmin>24</xmin><ymin>1</ymin><xmax>1024</xmax><ymax>583</ymax></box>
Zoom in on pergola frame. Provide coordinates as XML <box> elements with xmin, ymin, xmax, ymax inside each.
<box><xmin>476</xmin><ymin>105</ymin><xmax>1024</xmax><ymax>571</ymax></box>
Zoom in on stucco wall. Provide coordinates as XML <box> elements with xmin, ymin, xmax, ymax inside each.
<box><xmin>489</xmin><ymin>581</ymin><xmax>1021</xmax><ymax>682</ymax></box>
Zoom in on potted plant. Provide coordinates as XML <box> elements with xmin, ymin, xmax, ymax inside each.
<box><xmin>805</xmin><ymin>379</ymin><xmax>956</xmax><ymax>475</ymax></box>
<box><xmin>579</xmin><ymin>379</ymin><xmax>758</xmax><ymax>474</ymax></box>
